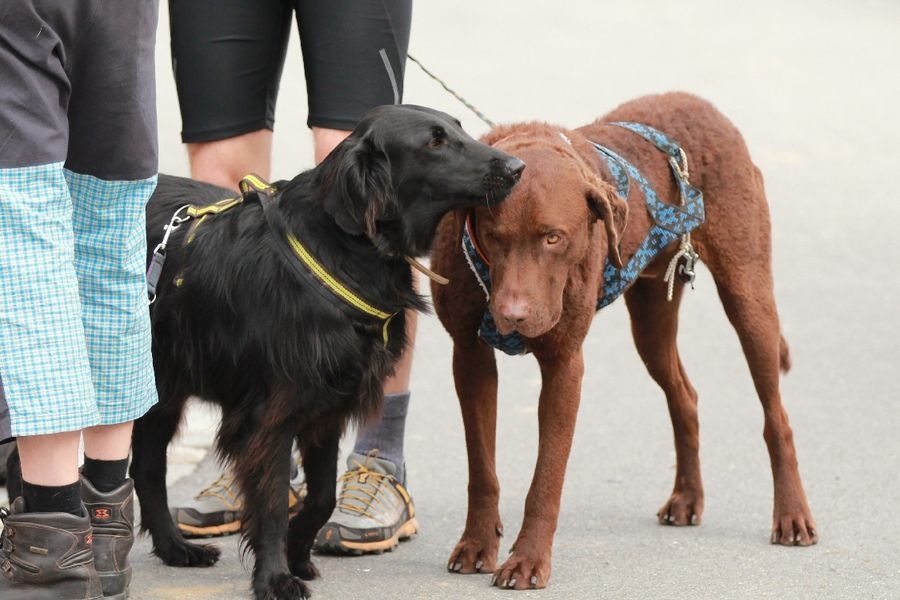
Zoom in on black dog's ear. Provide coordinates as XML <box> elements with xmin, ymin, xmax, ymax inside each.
<box><xmin>586</xmin><ymin>175</ymin><xmax>628</xmax><ymax>268</ymax></box>
<box><xmin>324</xmin><ymin>136</ymin><xmax>394</xmax><ymax>238</ymax></box>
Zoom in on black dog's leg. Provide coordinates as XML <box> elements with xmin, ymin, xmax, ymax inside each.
<box><xmin>288</xmin><ymin>428</ymin><xmax>341</xmax><ymax>580</ymax></box>
<box><xmin>131</xmin><ymin>401</ymin><xmax>220</xmax><ymax>567</ymax></box>
<box><xmin>234</xmin><ymin>424</ymin><xmax>311</xmax><ymax>600</ymax></box>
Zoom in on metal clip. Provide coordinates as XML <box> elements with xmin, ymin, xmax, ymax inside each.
<box><xmin>147</xmin><ymin>205</ymin><xmax>191</xmax><ymax>304</ymax></box>
<box><xmin>678</xmin><ymin>247</ymin><xmax>699</xmax><ymax>287</ymax></box>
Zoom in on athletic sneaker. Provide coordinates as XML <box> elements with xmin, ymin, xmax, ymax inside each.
<box><xmin>172</xmin><ymin>458</ymin><xmax>306</xmax><ymax>538</ymax></box>
<box><xmin>313</xmin><ymin>451</ymin><xmax>417</xmax><ymax>555</ymax></box>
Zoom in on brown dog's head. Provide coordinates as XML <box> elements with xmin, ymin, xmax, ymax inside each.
<box><xmin>474</xmin><ymin>124</ymin><xmax>628</xmax><ymax>338</ymax></box>
<box><xmin>320</xmin><ymin>105</ymin><xmax>525</xmax><ymax>257</ymax></box>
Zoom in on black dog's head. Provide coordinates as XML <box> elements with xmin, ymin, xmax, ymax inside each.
<box><xmin>320</xmin><ymin>105</ymin><xmax>525</xmax><ymax>257</ymax></box>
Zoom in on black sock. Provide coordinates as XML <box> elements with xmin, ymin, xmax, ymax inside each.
<box><xmin>81</xmin><ymin>456</ymin><xmax>129</xmax><ymax>493</ymax></box>
<box><xmin>22</xmin><ymin>480</ymin><xmax>83</xmax><ymax>516</ymax></box>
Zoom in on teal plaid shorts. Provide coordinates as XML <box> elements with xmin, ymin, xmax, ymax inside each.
<box><xmin>0</xmin><ymin>163</ymin><xmax>158</xmax><ymax>438</ymax></box>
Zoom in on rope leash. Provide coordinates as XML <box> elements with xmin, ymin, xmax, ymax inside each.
<box><xmin>407</xmin><ymin>54</ymin><xmax>496</xmax><ymax>128</ymax></box>
<box><xmin>661</xmin><ymin>148</ymin><xmax>700</xmax><ymax>301</ymax></box>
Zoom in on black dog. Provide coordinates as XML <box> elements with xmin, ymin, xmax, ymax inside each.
<box><xmin>132</xmin><ymin>105</ymin><xmax>524</xmax><ymax>600</ymax></box>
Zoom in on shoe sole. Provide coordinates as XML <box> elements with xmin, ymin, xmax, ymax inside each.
<box><xmin>316</xmin><ymin>517</ymin><xmax>419</xmax><ymax>555</ymax></box>
<box><xmin>177</xmin><ymin>520</ymin><xmax>241</xmax><ymax>538</ymax></box>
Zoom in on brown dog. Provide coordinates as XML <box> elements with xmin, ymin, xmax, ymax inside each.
<box><xmin>430</xmin><ymin>92</ymin><xmax>817</xmax><ymax>590</ymax></box>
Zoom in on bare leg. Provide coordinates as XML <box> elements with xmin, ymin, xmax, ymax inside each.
<box><xmin>17</xmin><ymin>431</ymin><xmax>81</xmax><ymax>487</ymax></box>
<box><xmin>83</xmin><ymin>421</ymin><xmax>133</xmax><ymax>461</ymax></box>
<box><xmin>187</xmin><ymin>129</ymin><xmax>274</xmax><ymax>190</ymax></box>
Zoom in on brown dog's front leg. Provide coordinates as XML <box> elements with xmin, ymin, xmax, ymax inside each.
<box><xmin>493</xmin><ymin>349</ymin><xmax>584</xmax><ymax>590</ymax></box>
<box><xmin>448</xmin><ymin>340</ymin><xmax>503</xmax><ymax>575</ymax></box>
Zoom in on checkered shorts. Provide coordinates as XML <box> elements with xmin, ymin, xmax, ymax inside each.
<box><xmin>0</xmin><ymin>163</ymin><xmax>158</xmax><ymax>438</ymax></box>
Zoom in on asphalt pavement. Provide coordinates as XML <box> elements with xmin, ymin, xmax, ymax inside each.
<box><xmin>6</xmin><ymin>1</ymin><xmax>899</xmax><ymax>599</ymax></box>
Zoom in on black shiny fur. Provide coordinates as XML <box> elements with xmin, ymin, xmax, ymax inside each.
<box><xmin>130</xmin><ymin>105</ymin><xmax>523</xmax><ymax>600</ymax></box>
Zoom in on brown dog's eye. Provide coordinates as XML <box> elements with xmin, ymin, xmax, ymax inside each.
<box><xmin>546</xmin><ymin>233</ymin><xmax>561</xmax><ymax>245</ymax></box>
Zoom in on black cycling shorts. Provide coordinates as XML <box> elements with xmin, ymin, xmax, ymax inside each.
<box><xmin>169</xmin><ymin>0</ymin><xmax>412</xmax><ymax>143</ymax></box>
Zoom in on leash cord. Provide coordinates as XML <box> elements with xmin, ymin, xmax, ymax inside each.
<box><xmin>407</xmin><ymin>54</ymin><xmax>496</xmax><ymax>128</ymax></box>
<box><xmin>662</xmin><ymin>152</ymin><xmax>699</xmax><ymax>301</ymax></box>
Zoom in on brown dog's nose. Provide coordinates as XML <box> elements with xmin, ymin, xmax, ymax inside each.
<box><xmin>494</xmin><ymin>298</ymin><xmax>530</xmax><ymax>333</ymax></box>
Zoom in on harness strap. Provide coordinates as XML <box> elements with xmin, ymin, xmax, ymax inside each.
<box><xmin>592</xmin><ymin>122</ymin><xmax>704</xmax><ymax>308</ymax></box>
<box><xmin>242</xmin><ymin>175</ymin><xmax>398</xmax><ymax>345</ymax></box>
<box><xmin>461</xmin><ymin>213</ymin><xmax>529</xmax><ymax>355</ymax></box>
<box><xmin>461</xmin><ymin>122</ymin><xmax>706</xmax><ymax>356</ymax></box>
<box><xmin>147</xmin><ymin>174</ymin><xmax>397</xmax><ymax>344</ymax></box>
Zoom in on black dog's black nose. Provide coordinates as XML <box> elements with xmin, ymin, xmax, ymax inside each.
<box><xmin>505</xmin><ymin>157</ymin><xmax>526</xmax><ymax>181</ymax></box>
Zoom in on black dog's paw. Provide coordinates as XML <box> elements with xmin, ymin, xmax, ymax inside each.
<box><xmin>154</xmin><ymin>539</ymin><xmax>221</xmax><ymax>567</ymax></box>
<box><xmin>255</xmin><ymin>573</ymin><xmax>312</xmax><ymax>600</ymax></box>
<box><xmin>289</xmin><ymin>557</ymin><xmax>321</xmax><ymax>581</ymax></box>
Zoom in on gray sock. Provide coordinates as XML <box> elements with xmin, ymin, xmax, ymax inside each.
<box><xmin>352</xmin><ymin>391</ymin><xmax>410</xmax><ymax>484</ymax></box>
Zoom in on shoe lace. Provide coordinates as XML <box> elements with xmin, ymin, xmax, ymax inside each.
<box><xmin>0</xmin><ymin>507</ymin><xmax>12</xmax><ymax>564</ymax></box>
<box><xmin>195</xmin><ymin>472</ymin><xmax>241</xmax><ymax>506</ymax></box>
<box><xmin>335</xmin><ymin>453</ymin><xmax>392</xmax><ymax>519</ymax></box>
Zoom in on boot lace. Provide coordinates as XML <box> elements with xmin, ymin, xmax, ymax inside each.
<box><xmin>0</xmin><ymin>507</ymin><xmax>13</xmax><ymax>567</ymax></box>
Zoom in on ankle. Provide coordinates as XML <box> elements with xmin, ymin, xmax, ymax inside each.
<box><xmin>81</xmin><ymin>456</ymin><xmax>129</xmax><ymax>493</ymax></box>
<box><xmin>22</xmin><ymin>479</ymin><xmax>82</xmax><ymax>516</ymax></box>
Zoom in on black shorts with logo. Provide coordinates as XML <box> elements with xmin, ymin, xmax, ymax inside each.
<box><xmin>169</xmin><ymin>0</ymin><xmax>413</xmax><ymax>142</ymax></box>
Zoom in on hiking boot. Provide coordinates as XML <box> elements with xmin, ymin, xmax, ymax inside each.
<box><xmin>0</xmin><ymin>497</ymin><xmax>102</xmax><ymax>600</ymax></box>
<box><xmin>172</xmin><ymin>459</ymin><xmax>306</xmax><ymax>538</ymax></box>
<box><xmin>80</xmin><ymin>477</ymin><xmax>134</xmax><ymax>600</ymax></box>
<box><xmin>313</xmin><ymin>451</ymin><xmax>417</xmax><ymax>555</ymax></box>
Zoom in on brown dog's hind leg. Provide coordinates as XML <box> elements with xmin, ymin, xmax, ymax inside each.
<box><xmin>447</xmin><ymin>339</ymin><xmax>504</xmax><ymax>576</ymax></box>
<box><xmin>624</xmin><ymin>278</ymin><xmax>705</xmax><ymax>527</ymax></box>
<box><xmin>707</xmin><ymin>260</ymin><xmax>818</xmax><ymax>546</ymax></box>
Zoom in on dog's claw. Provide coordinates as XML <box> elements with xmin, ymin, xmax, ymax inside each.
<box><xmin>530</xmin><ymin>575</ymin><xmax>539</xmax><ymax>588</ymax></box>
<box><xmin>475</xmin><ymin>560</ymin><xmax>484</xmax><ymax>571</ymax></box>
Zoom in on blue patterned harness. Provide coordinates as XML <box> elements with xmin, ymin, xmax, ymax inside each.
<box><xmin>462</xmin><ymin>121</ymin><xmax>706</xmax><ymax>355</ymax></box>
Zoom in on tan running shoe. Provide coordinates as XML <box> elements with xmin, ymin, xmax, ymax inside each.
<box><xmin>313</xmin><ymin>451</ymin><xmax>417</xmax><ymax>555</ymax></box>
<box><xmin>172</xmin><ymin>457</ymin><xmax>306</xmax><ymax>538</ymax></box>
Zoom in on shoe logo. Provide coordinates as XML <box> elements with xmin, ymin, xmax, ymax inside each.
<box><xmin>85</xmin><ymin>533</ymin><xmax>93</xmax><ymax>546</ymax></box>
<box><xmin>93</xmin><ymin>508</ymin><xmax>111</xmax><ymax>521</ymax></box>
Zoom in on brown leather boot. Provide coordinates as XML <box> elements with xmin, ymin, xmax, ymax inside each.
<box><xmin>80</xmin><ymin>476</ymin><xmax>134</xmax><ymax>600</ymax></box>
<box><xmin>0</xmin><ymin>497</ymin><xmax>102</xmax><ymax>600</ymax></box>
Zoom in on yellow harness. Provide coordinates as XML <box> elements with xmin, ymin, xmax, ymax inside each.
<box><xmin>148</xmin><ymin>174</ymin><xmax>397</xmax><ymax>344</ymax></box>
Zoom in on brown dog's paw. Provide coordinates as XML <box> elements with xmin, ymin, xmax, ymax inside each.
<box><xmin>657</xmin><ymin>491</ymin><xmax>703</xmax><ymax>526</ymax></box>
<box><xmin>447</xmin><ymin>532</ymin><xmax>501</xmax><ymax>575</ymax></box>
<box><xmin>771</xmin><ymin>513</ymin><xmax>818</xmax><ymax>546</ymax></box>
<box><xmin>490</xmin><ymin>551</ymin><xmax>550</xmax><ymax>590</ymax></box>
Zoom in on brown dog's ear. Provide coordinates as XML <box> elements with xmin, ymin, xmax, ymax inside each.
<box><xmin>324</xmin><ymin>135</ymin><xmax>394</xmax><ymax>238</ymax></box>
<box><xmin>586</xmin><ymin>176</ymin><xmax>628</xmax><ymax>268</ymax></box>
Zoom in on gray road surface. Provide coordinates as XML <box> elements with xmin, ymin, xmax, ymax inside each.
<box><xmin>31</xmin><ymin>1</ymin><xmax>900</xmax><ymax>599</ymax></box>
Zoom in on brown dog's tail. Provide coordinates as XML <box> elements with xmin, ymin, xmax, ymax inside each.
<box><xmin>779</xmin><ymin>334</ymin><xmax>792</xmax><ymax>374</ymax></box>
